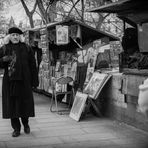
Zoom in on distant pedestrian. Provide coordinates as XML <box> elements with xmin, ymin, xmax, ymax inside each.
<box><xmin>31</xmin><ymin>40</ymin><xmax>42</xmax><ymax>73</ymax></box>
<box><xmin>0</xmin><ymin>27</ymin><xmax>39</xmax><ymax>137</ymax></box>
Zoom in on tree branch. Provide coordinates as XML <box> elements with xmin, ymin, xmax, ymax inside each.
<box><xmin>37</xmin><ymin>0</ymin><xmax>49</xmax><ymax>23</ymax></box>
<box><xmin>70</xmin><ymin>0</ymin><xmax>82</xmax><ymax>20</ymax></box>
<box><xmin>30</xmin><ymin>0</ymin><xmax>38</xmax><ymax>15</ymax></box>
<box><xmin>67</xmin><ymin>0</ymin><xmax>80</xmax><ymax>17</ymax></box>
<box><xmin>20</xmin><ymin>0</ymin><xmax>30</xmax><ymax>15</ymax></box>
<box><xmin>20</xmin><ymin>0</ymin><xmax>37</xmax><ymax>28</ymax></box>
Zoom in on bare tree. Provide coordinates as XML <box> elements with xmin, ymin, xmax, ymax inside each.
<box><xmin>20</xmin><ymin>0</ymin><xmax>37</xmax><ymax>28</ymax></box>
<box><xmin>3</xmin><ymin>0</ymin><xmax>122</xmax><ymax>36</ymax></box>
<box><xmin>34</xmin><ymin>0</ymin><xmax>58</xmax><ymax>24</ymax></box>
<box><xmin>36</xmin><ymin>0</ymin><xmax>49</xmax><ymax>24</ymax></box>
<box><xmin>0</xmin><ymin>0</ymin><xmax>8</xmax><ymax>33</ymax></box>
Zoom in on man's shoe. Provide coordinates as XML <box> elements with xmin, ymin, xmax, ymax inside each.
<box><xmin>24</xmin><ymin>126</ymin><xmax>30</xmax><ymax>134</ymax></box>
<box><xmin>12</xmin><ymin>130</ymin><xmax>20</xmax><ymax>137</ymax></box>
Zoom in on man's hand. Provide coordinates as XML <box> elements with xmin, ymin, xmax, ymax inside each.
<box><xmin>2</xmin><ymin>56</ymin><xmax>11</xmax><ymax>62</ymax></box>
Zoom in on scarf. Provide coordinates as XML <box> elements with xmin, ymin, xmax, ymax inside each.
<box><xmin>6</xmin><ymin>42</ymin><xmax>23</xmax><ymax>81</ymax></box>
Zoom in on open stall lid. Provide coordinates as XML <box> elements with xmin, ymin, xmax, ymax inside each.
<box><xmin>87</xmin><ymin>0</ymin><xmax>130</xmax><ymax>14</ymax></box>
<box><xmin>87</xmin><ymin>0</ymin><xmax>148</xmax><ymax>53</ymax></box>
<box><xmin>43</xmin><ymin>18</ymin><xmax>119</xmax><ymax>46</ymax></box>
<box><xmin>87</xmin><ymin>0</ymin><xmax>148</xmax><ymax>14</ymax></box>
<box><xmin>87</xmin><ymin>0</ymin><xmax>148</xmax><ymax>25</ymax></box>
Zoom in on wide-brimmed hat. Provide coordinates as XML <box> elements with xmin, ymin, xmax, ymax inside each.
<box><xmin>8</xmin><ymin>27</ymin><xmax>23</xmax><ymax>35</ymax></box>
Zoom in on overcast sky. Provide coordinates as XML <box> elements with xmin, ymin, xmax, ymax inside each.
<box><xmin>5</xmin><ymin>2</ymin><xmax>37</xmax><ymax>26</ymax></box>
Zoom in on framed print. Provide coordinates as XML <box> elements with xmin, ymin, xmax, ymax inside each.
<box><xmin>56</xmin><ymin>25</ymin><xmax>69</xmax><ymax>45</ymax></box>
<box><xmin>87</xmin><ymin>47</ymin><xmax>97</xmax><ymax>68</ymax></box>
<box><xmin>85</xmin><ymin>67</ymin><xmax>94</xmax><ymax>84</ymax></box>
<box><xmin>55</xmin><ymin>61</ymin><xmax>61</xmax><ymax>72</ymax></box>
<box><xmin>70</xmin><ymin>92</ymin><xmax>88</xmax><ymax>121</ymax></box>
<box><xmin>94</xmin><ymin>74</ymin><xmax>112</xmax><ymax>100</ymax></box>
<box><xmin>84</xmin><ymin>72</ymin><xmax>111</xmax><ymax>99</ymax></box>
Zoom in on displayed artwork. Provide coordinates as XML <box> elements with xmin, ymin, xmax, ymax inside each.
<box><xmin>55</xmin><ymin>83</ymin><xmax>67</xmax><ymax>92</ymax></box>
<box><xmin>77</xmin><ymin>50</ymin><xmax>87</xmax><ymax>63</ymax></box>
<box><xmin>70</xmin><ymin>61</ymin><xmax>77</xmax><ymax>81</ymax></box>
<box><xmin>63</xmin><ymin>64</ymin><xmax>68</xmax><ymax>76</ymax></box>
<box><xmin>55</xmin><ymin>61</ymin><xmax>61</xmax><ymax>72</ymax></box>
<box><xmin>84</xmin><ymin>72</ymin><xmax>111</xmax><ymax>99</ymax></box>
<box><xmin>110</xmin><ymin>41</ymin><xmax>121</xmax><ymax>67</ymax></box>
<box><xmin>85</xmin><ymin>67</ymin><xmax>94</xmax><ymax>84</ymax></box>
<box><xmin>56</xmin><ymin>25</ymin><xmax>69</xmax><ymax>45</ymax></box>
<box><xmin>67</xmin><ymin>62</ymin><xmax>72</xmax><ymax>77</ymax></box>
<box><xmin>70</xmin><ymin>92</ymin><xmax>88</xmax><ymax>121</ymax></box>
<box><xmin>93</xmin><ymin>39</ymin><xmax>102</xmax><ymax>50</ymax></box>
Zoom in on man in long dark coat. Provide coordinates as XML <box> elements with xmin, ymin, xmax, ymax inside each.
<box><xmin>0</xmin><ymin>27</ymin><xmax>39</xmax><ymax>137</ymax></box>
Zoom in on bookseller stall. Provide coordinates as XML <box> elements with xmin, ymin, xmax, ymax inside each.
<box><xmin>24</xmin><ymin>27</ymin><xmax>42</xmax><ymax>72</ymax></box>
<box><xmin>24</xmin><ymin>27</ymin><xmax>41</xmax><ymax>46</ymax></box>
<box><xmin>36</xmin><ymin>18</ymin><xmax>118</xmax><ymax>97</ymax></box>
<box><xmin>88</xmin><ymin>0</ymin><xmax>148</xmax><ymax>131</ymax></box>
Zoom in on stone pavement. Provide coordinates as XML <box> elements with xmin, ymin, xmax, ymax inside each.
<box><xmin>0</xmin><ymin>92</ymin><xmax>148</xmax><ymax>148</ymax></box>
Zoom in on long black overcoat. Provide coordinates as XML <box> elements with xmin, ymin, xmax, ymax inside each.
<box><xmin>0</xmin><ymin>42</ymin><xmax>39</xmax><ymax>119</ymax></box>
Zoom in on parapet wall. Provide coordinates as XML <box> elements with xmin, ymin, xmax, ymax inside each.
<box><xmin>99</xmin><ymin>73</ymin><xmax>148</xmax><ymax>132</ymax></box>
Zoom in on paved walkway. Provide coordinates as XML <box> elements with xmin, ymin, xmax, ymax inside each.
<box><xmin>0</xmin><ymin>92</ymin><xmax>148</xmax><ymax>148</ymax></box>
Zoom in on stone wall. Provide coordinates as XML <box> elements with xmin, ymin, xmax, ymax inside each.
<box><xmin>99</xmin><ymin>73</ymin><xmax>148</xmax><ymax>132</ymax></box>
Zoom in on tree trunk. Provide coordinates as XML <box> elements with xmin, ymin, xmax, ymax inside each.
<box><xmin>96</xmin><ymin>14</ymin><xmax>104</xmax><ymax>29</ymax></box>
<box><xmin>20</xmin><ymin>0</ymin><xmax>37</xmax><ymax>28</ymax></box>
<box><xmin>37</xmin><ymin>0</ymin><xmax>50</xmax><ymax>24</ymax></box>
<box><xmin>48</xmin><ymin>0</ymin><xmax>57</xmax><ymax>22</ymax></box>
<box><xmin>81</xmin><ymin>0</ymin><xmax>84</xmax><ymax>22</ymax></box>
<box><xmin>90</xmin><ymin>0</ymin><xmax>107</xmax><ymax>29</ymax></box>
<box><xmin>28</xmin><ymin>14</ymin><xmax>34</xmax><ymax>28</ymax></box>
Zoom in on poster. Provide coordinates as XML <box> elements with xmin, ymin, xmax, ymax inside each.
<box><xmin>87</xmin><ymin>47</ymin><xmax>97</xmax><ymax>68</ymax></box>
<box><xmin>110</xmin><ymin>41</ymin><xmax>122</xmax><ymax>67</ymax></box>
<box><xmin>69</xmin><ymin>92</ymin><xmax>88</xmax><ymax>121</ymax></box>
<box><xmin>84</xmin><ymin>47</ymin><xmax>98</xmax><ymax>84</ymax></box>
<box><xmin>84</xmin><ymin>72</ymin><xmax>111</xmax><ymax>99</ymax></box>
<box><xmin>55</xmin><ymin>61</ymin><xmax>61</xmax><ymax>72</ymax></box>
<box><xmin>56</xmin><ymin>25</ymin><xmax>69</xmax><ymax>45</ymax></box>
<box><xmin>85</xmin><ymin>67</ymin><xmax>94</xmax><ymax>84</ymax></box>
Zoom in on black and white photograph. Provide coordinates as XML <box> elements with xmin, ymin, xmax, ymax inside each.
<box><xmin>0</xmin><ymin>0</ymin><xmax>148</xmax><ymax>148</ymax></box>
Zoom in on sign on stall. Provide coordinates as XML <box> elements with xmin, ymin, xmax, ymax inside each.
<box><xmin>56</xmin><ymin>25</ymin><xmax>69</xmax><ymax>45</ymax></box>
<box><xmin>70</xmin><ymin>92</ymin><xmax>88</xmax><ymax>121</ymax></box>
